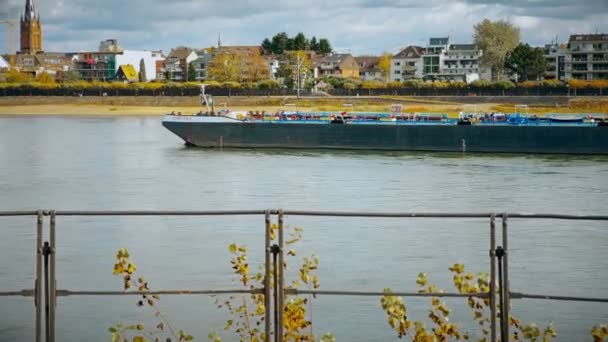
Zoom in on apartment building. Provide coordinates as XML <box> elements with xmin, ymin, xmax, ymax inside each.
<box><xmin>391</xmin><ymin>46</ymin><xmax>423</xmax><ymax>81</ymax></box>
<box><xmin>422</xmin><ymin>37</ymin><xmax>484</xmax><ymax>83</ymax></box>
<box><xmin>543</xmin><ymin>43</ymin><xmax>566</xmax><ymax>81</ymax></box>
<box><xmin>565</xmin><ymin>34</ymin><xmax>608</xmax><ymax>80</ymax></box>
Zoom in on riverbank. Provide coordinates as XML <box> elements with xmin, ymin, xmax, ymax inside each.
<box><xmin>0</xmin><ymin>96</ymin><xmax>606</xmax><ymax>116</ymax></box>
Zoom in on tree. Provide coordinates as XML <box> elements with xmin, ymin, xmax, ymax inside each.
<box><xmin>5</xmin><ymin>69</ymin><xmax>32</xmax><ymax>83</ymax></box>
<box><xmin>271</xmin><ymin>32</ymin><xmax>290</xmax><ymax>54</ymax></box>
<box><xmin>208</xmin><ymin>53</ymin><xmax>241</xmax><ymax>82</ymax></box>
<box><xmin>35</xmin><ymin>72</ymin><xmax>56</xmax><ymax>84</ymax></box>
<box><xmin>62</xmin><ymin>70</ymin><xmax>81</xmax><ymax>82</ymax></box>
<box><xmin>473</xmin><ymin>19</ymin><xmax>520</xmax><ymax>80</ymax></box>
<box><xmin>310</xmin><ymin>36</ymin><xmax>319</xmax><ymax>52</ymax></box>
<box><xmin>318</xmin><ymin>39</ymin><xmax>332</xmax><ymax>54</ymax></box>
<box><xmin>504</xmin><ymin>43</ymin><xmax>547</xmax><ymax>82</ymax></box>
<box><xmin>138</xmin><ymin>58</ymin><xmax>147</xmax><ymax>82</ymax></box>
<box><xmin>293</xmin><ymin>32</ymin><xmax>308</xmax><ymax>51</ymax></box>
<box><xmin>277</xmin><ymin>51</ymin><xmax>312</xmax><ymax>89</ymax></box>
<box><xmin>187</xmin><ymin>61</ymin><xmax>197</xmax><ymax>82</ymax></box>
<box><xmin>378</xmin><ymin>52</ymin><xmax>392</xmax><ymax>82</ymax></box>
<box><xmin>241</xmin><ymin>51</ymin><xmax>270</xmax><ymax>82</ymax></box>
<box><xmin>261</xmin><ymin>38</ymin><xmax>272</xmax><ymax>55</ymax></box>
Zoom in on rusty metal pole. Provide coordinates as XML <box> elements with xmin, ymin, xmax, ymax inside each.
<box><xmin>277</xmin><ymin>210</ymin><xmax>285</xmax><ymax>342</ymax></box>
<box><xmin>35</xmin><ymin>211</ymin><xmax>43</xmax><ymax>342</ymax></box>
<box><xmin>502</xmin><ymin>213</ymin><xmax>510</xmax><ymax>340</ymax></box>
<box><xmin>489</xmin><ymin>213</ymin><xmax>497</xmax><ymax>342</ymax></box>
<box><xmin>264</xmin><ymin>210</ymin><xmax>272</xmax><ymax>342</ymax></box>
<box><xmin>49</xmin><ymin>211</ymin><xmax>56</xmax><ymax>342</ymax></box>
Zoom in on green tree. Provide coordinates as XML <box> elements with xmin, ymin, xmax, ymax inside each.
<box><xmin>261</xmin><ymin>38</ymin><xmax>272</xmax><ymax>55</ymax></box>
<box><xmin>318</xmin><ymin>39</ymin><xmax>332</xmax><ymax>54</ymax></box>
<box><xmin>293</xmin><ymin>32</ymin><xmax>308</xmax><ymax>51</ymax></box>
<box><xmin>138</xmin><ymin>58</ymin><xmax>147</xmax><ymax>82</ymax></box>
<box><xmin>187</xmin><ymin>61</ymin><xmax>197</xmax><ymax>82</ymax></box>
<box><xmin>271</xmin><ymin>32</ymin><xmax>289</xmax><ymax>54</ymax></box>
<box><xmin>277</xmin><ymin>51</ymin><xmax>312</xmax><ymax>89</ymax></box>
<box><xmin>504</xmin><ymin>43</ymin><xmax>547</xmax><ymax>81</ymax></box>
<box><xmin>474</xmin><ymin>19</ymin><xmax>520</xmax><ymax>80</ymax></box>
<box><xmin>310</xmin><ymin>36</ymin><xmax>319</xmax><ymax>52</ymax></box>
<box><xmin>62</xmin><ymin>70</ymin><xmax>81</xmax><ymax>82</ymax></box>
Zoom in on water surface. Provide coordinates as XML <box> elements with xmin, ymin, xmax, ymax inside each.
<box><xmin>0</xmin><ymin>116</ymin><xmax>607</xmax><ymax>341</ymax></box>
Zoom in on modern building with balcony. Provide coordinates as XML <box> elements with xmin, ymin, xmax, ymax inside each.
<box><xmin>420</xmin><ymin>38</ymin><xmax>485</xmax><ymax>83</ymax></box>
<box><xmin>543</xmin><ymin>43</ymin><xmax>566</xmax><ymax>81</ymax></box>
<box><xmin>565</xmin><ymin>34</ymin><xmax>608</xmax><ymax>80</ymax></box>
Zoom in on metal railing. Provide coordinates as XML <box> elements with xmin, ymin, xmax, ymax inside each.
<box><xmin>1</xmin><ymin>209</ymin><xmax>607</xmax><ymax>342</ymax></box>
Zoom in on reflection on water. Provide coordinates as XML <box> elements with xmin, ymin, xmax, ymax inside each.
<box><xmin>0</xmin><ymin>116</ymin><xmax>607</xmax><ymax>342</ymax></box>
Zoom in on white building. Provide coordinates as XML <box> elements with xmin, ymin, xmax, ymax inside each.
<box><xmin>0</xmin><ymin>55</ymin><xmax>10</xmax><ymax>70</ymax></box>
<box><xmin>115</xmin><ymin>50</ymin><xmax>164</xmax><ymax>81</ymax></box>
<box><xmin>443</xmin><ymin>44</ymin><xmax>483</xmax><ymax>82</ymax></box>
<box><xmin>422</xmin><ymin>37</ymin><xmax>485</xmax><ymax>83</ymax></box>
<box><xmin>543</xmin><ymin>43</ymin><xmax>566</xmax><ymax>81</ymax></box>
<box><xmin>391</xmin><ymin>46</ymin><xmax>424</xmax><ymax>81</ymax></box>
<box><xmin>266</xmin><ymin>55</ymin><xmax>280</xmax><ymax>80</ymax></box>
<box><xmin>565</xmin><ymin>34</ymin><xmax>608</xmax><ymax>81</ymax></box>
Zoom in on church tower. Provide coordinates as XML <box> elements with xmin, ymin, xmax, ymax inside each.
<box><xmin>20</xmin><ymin>0</ymin><xmax>43</xmax><ymax>54</ymax></box>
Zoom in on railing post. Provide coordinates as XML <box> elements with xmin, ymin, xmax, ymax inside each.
<box><xmin>264</xmin><ymin>210</ymin><xmax>272</xmax><ymax>342</ymax></box>
<box><xmin>49</xmin><ymin>211</ymin><xmax>57</xmax><ymax>342</ymax></box>
<box><xmin>502</xmin><ymin>213</ymin><xmax>510</xmax><ymax>340</ymax></box>
<box><xmin>489</xmin><ymin>213</ymin><xmax>497</xmax><ymax>342</ymax></box>
<box><xmin>271</xmin><ymin>244</ymin><xmax>280</xmax><ymax>342</ymax></box>
<box><xmin>35</xmin><ymin>210</ymin><xmax>43</xmax><ymax>342</ymax></box>
<box><xmin>43</xmin><ymin>241</ymin><xmax>51</xmax><ymax>342</ymax></box>
<box><xmin>277</xmin><ymin>210</ymin><xmax>285</xmax><ymax>342</ymax></box>
<box><xmin>496</xmin><ymin>246</ymin><xmax>506</xmax><ymax>342</ymax></box>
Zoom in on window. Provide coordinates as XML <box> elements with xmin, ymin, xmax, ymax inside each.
<box><xmin>394</xmin><ymin>62</ymin><xmax>401</xmax><ymax>66</ymax></box>
<box><xmin>394</xmin><ymin>70</ymin><xmax>401</xmax><ymax>74</ymax></box>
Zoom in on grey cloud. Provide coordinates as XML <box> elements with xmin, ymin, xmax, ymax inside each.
<box><xmin>0</xmin><ymin>0</ymin><xmax>607</xmax><ymax>55</ymax></box>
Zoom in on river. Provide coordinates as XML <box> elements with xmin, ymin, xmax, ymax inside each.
<box><xmin>0</xmin><ymin>116</ymin><xmax>607</xmax><ymax>341</ymax></box>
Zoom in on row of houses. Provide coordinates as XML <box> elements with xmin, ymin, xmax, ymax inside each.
<box><xmin>2</xmin><ymin>34</ymin><xmax>607</xmax><ymax>83</ymax></box>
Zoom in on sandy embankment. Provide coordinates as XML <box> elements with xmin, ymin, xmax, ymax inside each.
<box><xmin>0</xmin><ymin>95</ymin><xmax>605</xmax><ymax>116</ymax></box>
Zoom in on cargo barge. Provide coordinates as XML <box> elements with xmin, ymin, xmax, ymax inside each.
<box><xmin>162</xmin><ymin>111</ymin><xmax>608</xmax><ymax>155</ymax></box>
<box><xmin>161</xmin><ymin>85</ymin><xmax>608</xmax><ymax>154</ymax></box>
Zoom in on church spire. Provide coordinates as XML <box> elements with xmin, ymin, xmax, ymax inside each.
<box><xmin>218</xmin><ymin>32</ymin><xmax>222</xmax><ymax>49</ymax></box>
<box><xmin>24</xmin><ymin>0</ymin><xmax>36</xmax><ymax>21</ymax></box>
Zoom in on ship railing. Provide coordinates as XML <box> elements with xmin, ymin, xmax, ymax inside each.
<box><xmin>1</xmin><ymin>210</ymin><xmax>607</xmax><ymax>342</ymax></box>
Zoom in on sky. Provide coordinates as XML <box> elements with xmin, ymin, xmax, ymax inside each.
<box><xmin>0</xmin><ymin>0</ymin><xmax>607</xmax><ymax>55</ymax></box>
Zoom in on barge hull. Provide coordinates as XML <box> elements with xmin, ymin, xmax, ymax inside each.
<box><xmin>162</xmin><ymin>121</ymin><xmax>608</xmax><ymax>154</ymax></box>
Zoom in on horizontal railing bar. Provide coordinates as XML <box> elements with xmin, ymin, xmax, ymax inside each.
<box><xmin>0</xmin><ymin>210</ymin><xmax>606</xmax><ymax>220</ymax></box>
<box><xmin>56</xmin><ymin>288</ymin><xmax>263</xmax><ymax>296</ymax></box>
<box><xmin>0</xmin><ymin>211</ymin><xmax>40</xmax><ymax>217</ymax></box>
<box><xmin>281</xmin><ymin>211</ymin><xmax>608</xmax><ymax>220</ymax></box>
<box><xmin>53</xmin><ymin>210</ymin><xmax>267</xmax><ymax>216</ymax></box>
<box><xmin>287</xmin><ymin>289</ymin><xmax>488</xmax><ymax>298</ymax></box>
<box><xmin>0</xmin><ymin>290</ymin><xmax>34</xmax><ymax>296</ymax></box>
<box><xmin>3</xmin><ymin>289</ymin><xmax>606</xmax><ymax>304</ymax></box>
<box><xmin>511</xmin><ymin>292</ymin><xmax>608</xmax><ymax>303</ymax></box>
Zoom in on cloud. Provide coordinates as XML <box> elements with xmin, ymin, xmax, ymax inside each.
<box><xmin>0</xmin><ymin>0</ymin><xmax>606</xmax><ymax>55</ymax></box>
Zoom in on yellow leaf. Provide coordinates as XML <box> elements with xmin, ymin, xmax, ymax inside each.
<box><xmin>132</xmin><ymin>336</ymin><xmax>146</xmax><ymax>342</ymax></box>
<box><xmin>228</xmin><ymin>243</ymin><xmax>237</xmax><ymax>253</ymax></box>
<box><xmin>112</xmin><ymin>263</ymin><xmax>124</xmax><ymax>275</ymax></box>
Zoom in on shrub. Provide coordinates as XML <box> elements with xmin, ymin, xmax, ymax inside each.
<box><xmin>220</xmin><ymin>81</ymin><xmax>242</xmax><ymax>89</ymax></box>
<box><xmin>402</xmin><ymin>79</ymin><xmax>424</xmax><ymax>89</ymax></box>
<box><xmin>256</xmin><ymin>79</ymin><xmax>280</xmax><ymax>90</ymax></box>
